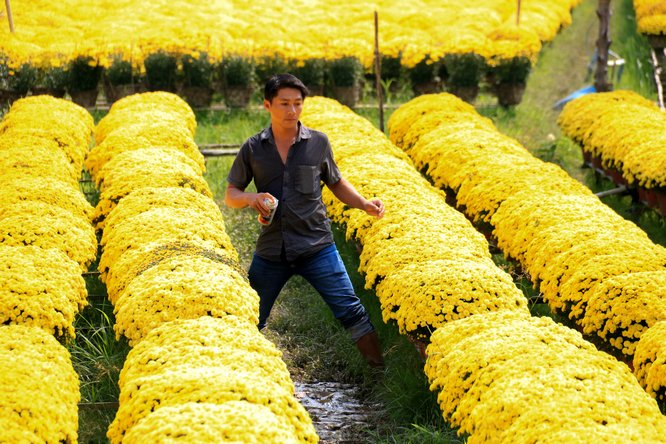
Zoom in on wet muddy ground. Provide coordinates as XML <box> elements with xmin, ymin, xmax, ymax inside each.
<box><xmin>295</xmin><ymin>381</ymin><xmax>381</xmax><ymax>443</ymax></box>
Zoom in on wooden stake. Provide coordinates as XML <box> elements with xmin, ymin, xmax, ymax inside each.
<box><xmin>594</xmin><ymin>0</ymin><xmax>613</xmax><ymax>92</ymax></box>
<box><xmin>5</xmin><ymin>0</ymin><xmax>14</xmax><ymax>33</ymax></box>
<box><xmin>516</xmin><ymin>0</ymin><xmax>521</xmax><ymax>26</ymax></box>
<box><xmin>650</xmin><ymin>48</ymin><xmax>665</xmax><ymax>110</ymax></box>
<box><xmin>374</xmin><ymin>11</ymin><xmax>384</xmax><ymax>132</ymax></box>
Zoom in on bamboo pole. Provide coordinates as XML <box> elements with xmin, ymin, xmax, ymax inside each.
<box><xmin>650</xmin><ymin>48</ymin><xmax>665</xmax><ymax>110</ymax></box>
<box><xmin>516</xmin><ymin>0</ymin><xmax>521</xmax><ymax>26</ymax></box>
<box><xmin>374</xmin><ymin>11</ymin><xmax>384</xmax><ymax>132</ymax></box>
<box><xmin>5</xmin><ymin>0</ymin><xmax>14</xmax><ymax>33</ymax></box>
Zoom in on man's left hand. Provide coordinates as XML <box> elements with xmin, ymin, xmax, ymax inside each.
<box><xmin>364</xmin><ymin>199</ymin><xmax>385</xmax><ymax>219</ymax></box>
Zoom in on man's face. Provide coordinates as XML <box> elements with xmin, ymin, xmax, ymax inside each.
<box><xmin>264</xmin><ymin>87</ymin><xmax>303</xmax><ymax>131</ymax></box>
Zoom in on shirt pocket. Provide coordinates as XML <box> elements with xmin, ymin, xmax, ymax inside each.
<box><xmin>295</xmin><ymin>165</ymin><xmax>320</xmax><ymax>194</ymax></box>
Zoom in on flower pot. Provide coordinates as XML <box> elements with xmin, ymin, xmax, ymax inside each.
<box><xmin>30</xmin><ymin>87</ymin><xmax>66</xmax><ymax>98</ymax></box>
<box><xmin>103</xmin><ymin>82</ymin><xmax>144</xmax><ymax>104</ymax></box>
<box><xmin>603</xmin><ymin>166</ymin><xmax>627</xmax><ymax>185</ymax></box>
<box><xmin>496</xmin><ymin>82</ymin><xmax>527</xmax><ymax>107</ymax></box>
<box><xmin>637</xmin><ymin>186</ymin><xmax>651</xmax><ymax>206</ymax></box>
<box><xmin>69</xmin><ymin>89</ymin><xmax>99</xmax><ymax>108</ymax></box>
<box><xmin>412</xmin><ymin>80</ymin><xmax>441</xmax><ymax>96</ymax></box>
<box><xmin>447</xmin><ymin>84</ymin><xmax>479</xmax><ymax>103</ymax></box>
<box><xmin>224</xmin><ymin>85</ymin><xmax>253</xmax><ymax>108</ymax></box>
<box><xmin>181</xmin><ymin>85</ymin><xmax>214</xmax><ymax>108</ymax></box>
<box><xmin>331</xmin><ymin>85</ymin><xmax>361</xmax><ymax>108</ymax></box>
<box><xmin>644</xmin><ymin>187</ymin><xmax>659</xmax><ymax>208</ymax></box>
<box><xmin>654</xmin><ymin>188</ymin><xmax>666</xmax><ymax>217</ymax></box>
<box><xmin>648</xmin><ymin>34</ymin><xmax>666</xmax><ymax>50</ymax></box>
<box><xmin>306</xmin><ymin>84</ymin><xmax>324</xmax><ymax>97</ymax></box>
<box><xmin>0</xmin><ymin>89</ymin><xmax>24</xmax><ymax>108</ymax></box>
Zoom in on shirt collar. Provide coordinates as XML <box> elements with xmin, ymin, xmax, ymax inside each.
<box><xmin>261</xmin><ymin>122</ymin><xmax>312</xmax><ymax>143</ymax></box>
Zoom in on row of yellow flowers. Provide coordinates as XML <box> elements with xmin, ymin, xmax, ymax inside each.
<box><xmin>425</xmin><ymin>310</ymin><xmax>666</xmax><ymax>442</ymax></box>
<box><xmin>0</xmin><ymin>96</ymin><xmax>95</xmax><ymax>441</ymax></box>
<box><xmin>0</xmin><ymin>325</ymin><xmax>81</xmax><ymax>443</ymax></box>
<box><xmin>0</xmin><ymin>95</ymin><xmax>94</xmax><ymax>336</ymax></box>
<box><xmin>387</xmin><ymin>92</ymin><xmax>666</xmax><ymax>403</ymax></box>
<box><xmin>301</xmin><ymin>96</ymin><xmax>529</xmax><ymax>339</ymax></box>
<box><xmin>302</xmin><ymin>96</ymin><xmax>666</xmax><ymax>440</ymax></box>
<box><xmin>1</xmin><ymin>0</ymin><xmax>578</xmax><ymax>70</ymax></box>
<box><xmin>88</xmin><ymin>91</ymin><xmax>318</xmax><ymax>443</ymax></box>
<box><xmin>634</xmin><ymin>0</ymin><xmax>666</xmax><ymax>36</ymax></box>
<box><xmin>558</xmin><ymin>90</ymin><xmax>666</xmax><ymax>189</ymax></box>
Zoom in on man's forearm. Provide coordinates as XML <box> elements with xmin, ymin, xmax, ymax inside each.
<box><xmin>328</xmin><ymin>178</ymin><xmax>385</xmax><ymax>219</ymax></box>
<box><xmin>328</xmin><ymin>178</ymin><xmax>367</xmax><ymax>209</ymax></box>
<box><xmin>225</xmin><ymin>185</ymin><xmax>257</xmax><ymax>208</ymax></box>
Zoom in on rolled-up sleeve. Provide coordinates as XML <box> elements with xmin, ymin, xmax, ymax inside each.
<box><xmin>320</xmin><ymin>137</ymin><xmax>342</xmax><ymax>186</ymax></box>
<box><xmin>227</xmin><ymin>141</ymin><xmax>253</xmax><ymax>190</ymax></box>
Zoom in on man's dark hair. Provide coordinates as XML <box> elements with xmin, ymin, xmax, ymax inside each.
<box><xmin>264</xmin><ymin>73</ymin><xmax>309</xmax><ymax>102</ymax></box>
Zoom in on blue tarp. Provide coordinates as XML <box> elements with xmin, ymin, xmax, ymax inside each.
<box><xmin>552</xmin><ymin>85</ymin><xmax>597</xmax><ymax>110</ymax></box>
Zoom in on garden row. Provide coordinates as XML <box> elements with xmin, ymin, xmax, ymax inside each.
<box><xmin>300</xmin><ymin>96</ymin><xmax>666</xmax><ymax>441</ymax></box>
<box><xmin>0</xmin><ymin>96</ymin><xmax>96</xmax><ymax>441</ymax></box>
<box><xmin>387</xmin><ymin>92</ymin><xmax>666</xmax><ymax>405</ymax></box>
<box><xmin>86</xmin><ymin>92</ymin><xmax>318</xmax><ymax>442</ymax></box>
<box><xmin>558</xmin><ymin>89</ymin><xmax>666</xmax><ymax>216</ymax></box>
<box><xmin>1</xmin><ymin>0</ymin><xmax>583</xmax><ymax>108</ymax></box>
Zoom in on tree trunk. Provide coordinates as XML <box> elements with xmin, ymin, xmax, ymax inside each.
<box><xmin>595</xmin><ymin>0</ymin><xmax>613</xmax><ymax>92</ymax></box>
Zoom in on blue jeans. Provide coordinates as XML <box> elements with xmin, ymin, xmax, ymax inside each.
<box><xmin>248</xmin><ymin>244</ymin><xmax>374</xmax><ymax>342</ymax></box>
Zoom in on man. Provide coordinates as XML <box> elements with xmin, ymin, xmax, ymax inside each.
<box><xmin>225</xmin><ymin>73</ymin><xmax>385</xmax><ymax>368</ymax></box>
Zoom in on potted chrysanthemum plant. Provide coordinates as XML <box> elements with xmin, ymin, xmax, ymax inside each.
<box><xmin>328</xmin><ymin>56</ymin><xmax>364</xmax><ymax>108</ymax></box>
<box><xmin>219</xmin><ymin>55</ymin><xmax>256</xmax><ymax>108</ymax></box>
<box><xmin>180</xmin><ymin>51</ymin><xmax>214</xmax><ymax>108</ymax></box>
<box><xmin>66</xmin><ymin>55</ymin><xmax>102</xmax><ymax>108</ymax></box>
<box><xmin>441</xmin><ymin>52</ymin><xmax>486</xmax><ymax>103</ymax></box>
<box><xmin>103</xmin><ymin>54</ymin><xmax>144</xmax><ymax>104</ymax></box>
<box><xmin>0</xmin><ymin>58</ymin><xmax>37</xmax><ymax>108</ymax></box>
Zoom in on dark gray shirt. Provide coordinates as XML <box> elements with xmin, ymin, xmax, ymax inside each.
<box><xmin>227</xmin><ymin>123</ymin><xmax>342</xmax><ymax>262</ymax></box>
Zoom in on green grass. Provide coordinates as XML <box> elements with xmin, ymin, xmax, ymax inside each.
<box><xmin>195</xmin><ymin>108</ymin><xmax>270</xmax><ymax>146</ymax></box>
<box><xmin>70</xmin><ymin>282</ymin><xmax>129</xmax><ymax>444</ymax></box>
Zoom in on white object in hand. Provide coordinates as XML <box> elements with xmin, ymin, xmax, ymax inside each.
<box><xmin>258</xmin><ymin>197</ymin><xmax>278</xmax><ymax>225</ymax></box>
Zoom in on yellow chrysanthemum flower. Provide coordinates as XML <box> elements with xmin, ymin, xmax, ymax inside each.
<box><xmin>391</xmin><ymin>91</ymin><xmax>666</xmax><ymax>364</ymax></box>
<box><xmin>119</xmin><ymin>316</ymin><xmax>290</xmax><ymax>392</ymax></box>
<box><xmin>109</xmin><ymin>316</ymin><xmax>317</xmax><ymax>444</ymax></box>
<box><xmin>0</xmin><ymin>202</ymin><xmax>97</xmax><ymax>270</ymax></box>
<box><xmin>85</xmin><ymin>122</ymin><xmax>204</xmax><ymax>182</ymax></box>
<box><xmin>634</xmin><ymin>0</ymin><xmax>666</xmax><ymax>35</ymax></box>
<box><xmin>122</xmin><ymin>402</ymin><xmax>301</xmax><ymax>444</ymax></box>
<box><xmin>634</xmin><ymin>320</ymin><xmax>666</xmax><ymax>402</ymax></box>
<box><xmin>113</xmin><ymin>255</ymin><xmax>259</xmax><ymax>346</ymax></box>
<box><xmin>93</xmin><ymin>147</ymin><xmax>212</xmax><ymax>226</ymax></box>
<box><xmin>0</xmin><ymin>176</ymin><xmax>94</xmax><ymax>222</ymax></box>
<box><xmin>559</xmin><ymin>90</ymin><xmax>666</xmax><ymax>188</ymax></box>
<box><xmin>583</xmin><ymin>271</ymin><xmax>666</xmax><ymax>356</ymax></box>
<box><xmin>96</xmin><ymin>92</ymin><xmax>196</xmax><ymax>144</ymax></box>
<box><xmin>0</xmin><ymin>144</ymin><xmax>79</xmax><ymax>187</ymax></box>
<box><xmin>103</xmin><ymin>187</ymin><xmax>224</xmax><ymax>235</ymax></box>
<box><xmin>0</xmin><ymin>324</ymin><xmax>79</xmax><ymax>443</ymax></box>
<box><xmin>425</xmin><ymin>311</ymin><xmax>666</xmax><ymax>442</ymax></box>
<box><xmin>98</xmin><ymin>207</ymin><xmax>233</xmax><ymax>280</ymax></box>
<box><xmin>0</xmin><ymin>246</ymin><xmax>87</xmax><ymax>338</ymax></box>
<box><xmin>102</xmin><ymin>239</ymin><xmax>238</xmax><ymax>304</ymax></box>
